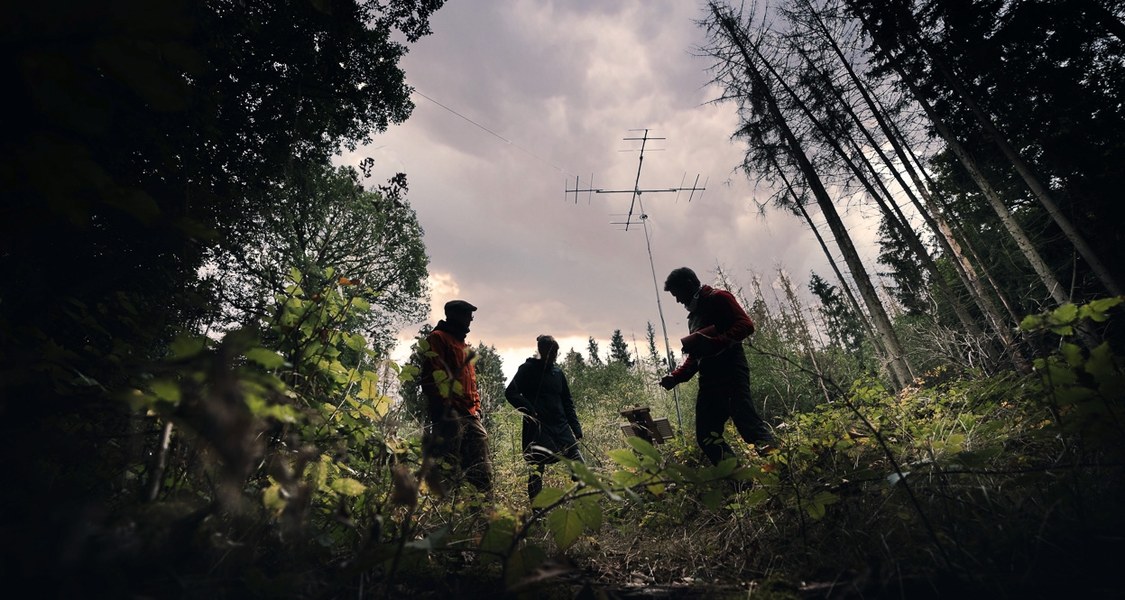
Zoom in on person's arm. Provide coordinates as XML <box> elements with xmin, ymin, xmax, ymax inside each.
<box><xmin>660</xmin><ymin>354</ymin><xmax>698</xmax><ymax>389</ymax></box>
<box><xmin>560</xmin><ymin>373</ymin><xmax>582</xmax><ymax>439</ymax></box>
<box><xmin>680</xmin><ymin>292</ymin><xmax>756</xmax><ymax>357</ymax></box>
<box><xmin>710</xmin><ymin>290</ymin><xmax>755</xmax><ymax>344</ymax></box>
<box><xmin>504</xmin><ymin>366</ymin><xmax>537</xmax><ymax>416</ymax></box>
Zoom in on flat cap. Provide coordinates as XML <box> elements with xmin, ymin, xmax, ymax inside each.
<box><xmin>444</xmin><ymin>299</ymin><xmax>477</xmax><ymax>314</ymax></box>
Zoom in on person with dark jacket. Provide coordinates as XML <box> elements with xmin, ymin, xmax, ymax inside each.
<box><xmin>505</xmin><ymin>335</ymin><xmax>584</xmax><ymax>501</ymax></box>
<box><xmin>419</xmin><ymin>299</ymin><xmax>493</xmax><ymax>497</ymax></box>
<box><xmin>659</xmin><ymin>267</ymin><xmax>775</xmax><ymax>465</ymax></box>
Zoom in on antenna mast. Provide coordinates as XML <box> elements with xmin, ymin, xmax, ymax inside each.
<box><xmin>565</xmin><ymin>129</ymin><xmax>707</xmax><ymax>433</ymax></box>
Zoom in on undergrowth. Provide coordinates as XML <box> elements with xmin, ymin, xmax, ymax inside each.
<box><xmin>28</xmin><ymin>276</ymin><xmax>1123</xmax><ymax>599</ymax></box>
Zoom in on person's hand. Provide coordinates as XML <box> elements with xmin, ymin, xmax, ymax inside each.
<box><xmin>659</xmin><ymin>375</ymin><xmax>677</xmax><ymax>390</ymax></box>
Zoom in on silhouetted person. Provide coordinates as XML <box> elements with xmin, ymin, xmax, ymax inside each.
<box><xmin>659</xmin><ymin>267</ymin><xmax>775</xmax><ymax>465</ymax></box>
<box><xmin>505</xmin><ymin>334</ymin><xmax>584</xmax><ymax>501</ymax></box>
<box><xmin>420</xmin><ymin>299</ymin><xmax>493</xmax><ymax>497</ymax></box>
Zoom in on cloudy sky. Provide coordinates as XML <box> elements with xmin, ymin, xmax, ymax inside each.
<box><xmin>339</xmin><ymin>1</ymin><xmax>882</xmax><ymax>381</ymax></box>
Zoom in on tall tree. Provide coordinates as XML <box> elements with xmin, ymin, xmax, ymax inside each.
<box><xmin>844</xmin><ymin>0</ymin><xmax>1123</xmax><ymax>303</ymax></box>
<box><xmin>474</xmin><ymin>343</ymin><xmax>506</xmax><ymax>430</ymax></box>
<box><xmin>3</xmin><ymin>0</ymin><xmax>446</xmax><ymax>368</ymax></box>
<box><xmin>786</xmin><ymin>0</ymin><xmax>1021</xmax><ymax>357</ymax></box>
<box><xmin>0</xmin><ymin>1</ymin><xmax>445</xmax><ymax>582</ymax></box>
<box><xmin>645</xmin><ymin>322</ymin><xmax>663</xmax><ymax>372</ymax></box>
<box><xmin>704</xmin><ymin>2</ymin><xmax>915</xmax><ymax>388</ymax></box>
<box><xmin>756</xmin><ymin>14</ymin><xmax>996</xmax><ymax>358</ymax></box>
<box><xmin>587</xmin><ymin>337</ymin><xmax>604</xmax><ymax>367</ymax></box>
<box><xmin>207</xmin><ymin>163</ymin><xmax>429</xmax><ymax>354</ymax></box>
<box><xmin>809</xmin><ymin>272</ymin><xmax>866</xmax><ymax>356</ymax></box>
<box><xmin>877</xmin><ymin>215</ymin><xmax>932</xmax><ymax>316</ymax></box>
<box><xmin>608</xmin><ymin>329</ymin><xmax>635</xmax><ymax>367</ymax></box>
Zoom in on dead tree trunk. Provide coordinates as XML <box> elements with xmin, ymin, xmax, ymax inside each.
<box><xmin>712</xmin><ymin>7</ymin><xmax>915</xmax><ymax>388</ymax></box>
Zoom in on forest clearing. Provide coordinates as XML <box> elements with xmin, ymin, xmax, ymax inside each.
<box><xmin>2</xmin><ymin>0</ymin><xmax>1123</xmax><ymax>598</ymax></box>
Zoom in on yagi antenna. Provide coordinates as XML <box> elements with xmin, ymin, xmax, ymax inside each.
<box><xmin>563</xmin><ymin>128</ymin><xmax>708</xmax><ymax>434</ymax></box>
<box><xmin>564</xmin><ymin>129</ymin><xmax>706</xmax><ymax>231</ymax></box>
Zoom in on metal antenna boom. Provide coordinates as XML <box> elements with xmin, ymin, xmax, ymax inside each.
<box><xmin>564</xmin><ymin>128</ymin><xmax>707</xmax><ymax>436</ymax></box>
<box><xmin>564</xmin><ymin>128</ymin><xmax>705</xmax><ymax>228</ymax></box>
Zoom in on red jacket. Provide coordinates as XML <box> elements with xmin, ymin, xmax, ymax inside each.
<box><xmin>668</xmin><ymin>285</ymin><xmax>755</xmax><ymax>384</ymax></box>
<box><xmin>420</xmin><ymin>322</ymin><xmax>481</xmax><ymax>416</ymax></box>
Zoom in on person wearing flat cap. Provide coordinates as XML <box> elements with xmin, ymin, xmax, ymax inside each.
<box><xmin>419</xmin><ymin>299</ymin><xmax>493</xmax><ymax>496</ymax></box>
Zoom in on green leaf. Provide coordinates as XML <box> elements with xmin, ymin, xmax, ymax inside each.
<box><xmin>701</xmin><ymin>488</ymin><xmax>724</xmax><ymax>510</ymax></box>
<box><xmin>331</xmin><ymin>477</ymin><xmax>366</xmax><ymax>496</ymax></box>
<box><xmin>945</xmin><ymin>434</ymin><xmax>966</xmax><ymax>453</ymax></box>
<box><xmin>531</xmin><ymin>486</ymin><xmax>566</xmax><ymax>509</ymax></box>
<box><xmin>712</xmin><ymin>457</ymin><xmax>738</xmax><ymax>478</ymax></box>
<box><xmin>574</xmin><ymin>497</ymin><xmax>602</xmax><ymax>531</ymax></box>
<box><xmin>1080</xmin><ymin>296</ymin><xmax>1123</xmax><ymax>322</ymax></box>
<box><xmin>1086</xmin><ymin>342</ymin><xmax>1121</xmax><ymax>388</ymax></box>
<box><xmin>345</xmin><ymin>333</ymin><xmax>367</xmax><ymax>352</ymax></box>
<box><xmin>245</xmin><ymin>347</ymin><xmax>287</xmax><ymax>369</ymax></box>
<box><xmin>611</xmin><ymin>470</ymin><xmax>645</xmax><ymax>489</ymax></box>
<box><xmin>1049</xmin><ymin>303</ymin><xmax>1079</xmax><ymax>326</ymax></box>
<box><xmin>357</xmin><ymin>375</ymin><xmax>380</xmax><ymax>401</ymax></box>
<box><xmin>569</xmin><ymin>461</ymin><xmax>603</xmax><ymax>489</ymax></box>
<box><xmin>479</xmin><ymin>517</ymin><xmax>516</xmax><ymax>564</ymax></box>
<box><xmin>506</xmin><ymin>544</ymin><xmax>548</xmax><ymax>587</ymax></box>
<box><xmin>262</xmin><ymin>480</ymin><xmax>286</xmax><ymax>515</ymax></box>
<box><xmin>744</xmin><ymin>488</ymin><xmax>770</xmax><ymax>507</ymax></box>
<box><xmin>1060</xmin><ymin>343</ymin><xmax>1084</xmax><ymax>368</ymax></box>
<box><xmin>624</xmin><ymin>436</ymin><xmax>660</xmax><ymax>463</ymax></box>
<box><xmin>805</xmin><ymin>500</ymin><xmax>827</xmax><ymax>520</ymax></box>
<box><xmin>1018</xmin><ymin>314</ymin><xmax>1042</xmax><ymax>332</ymax></box>
<box><xmin>547</xmin><ymin>508</ymin><xmax>584</xmax><ymax>549</ymax></box>
<box><xmin>149</xmin><ymin>379</ymin><xmax>181</xmax><ymax>404</ymax></box>
<box><xmin>169</xmin><ymin>334</ymin><xmax>207</xmax><ymax>359</ymax></box>
<box><xmin>812</xmin><ymin>490</ymin><xmax>839</xmax><ymax>507</ymax></box>
<box><xmin>258</xmin><ymin>403</ymin><xmax>299</xmax><ymax>423</ymax></box>
<box><xmin>666</xmin><ymin>463</ymin><xmax>698</xmax><ymax>484</ymax></box>
<box><xmin>608</xmin><ymin>448</ymin><xmax>642</xmax><ymax>469</ymax></box>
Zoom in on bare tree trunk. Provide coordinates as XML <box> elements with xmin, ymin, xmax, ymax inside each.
<box><xmin>771</xmin><ymin>150</ymin><xmax>893</xmax><ymax>374</ymax></box>
<box><xmin>758</xmin><ymin>37</ymin><xmax>993</xmax><ymax>364</ymax></box>
<box><xmin>898</xmin><ymin>73</ymin><xmax>1070</xmax><ymax>306</ymax></box>
<box><xmin>778</xmin><ymin>161</ymin><xmax>880</xmax><ymax>351</ymax></box>
<box><xmin>884</xmin><ymin>99</ymin><xmax>1025</xmax><ymax>326</ymax></box>
<box><xmin>778</xmin><ymin>268</ymin><xmax>835</xmax><ymax>404</ymax></box>
<box><xmin>145</xmin><ymin>420</ymin><xmax>175</xmax><ymax>503</ymax></box>
<box><xmin>843</xmin><ymin>2</ymin><xmax>1069</xmax><ymax>306</ymax></box>
<box><xmin>792</xmin><ymin>3</ymin><xmax>1021</xmax><ymax>364</ymax></box>
<box><xmin>712</xmin><ymin>7</ymin><xmax>914</xmax><ymax>388</ymax></box>
<box><xmin>919</xmin><ymin>42</ymin><xmax>1122</xmax><ymax>297</ymax></box>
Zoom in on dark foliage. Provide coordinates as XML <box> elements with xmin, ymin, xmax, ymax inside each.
<box><xmin>0</xmin><ymin>0</ymin><xmax>442</xmax><ymax>593</ymax></box>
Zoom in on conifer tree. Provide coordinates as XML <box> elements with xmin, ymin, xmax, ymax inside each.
<box><xmin>608</xmin><ymin>329</ymin><xmax>634</xmax><ymax>367</ymax></box>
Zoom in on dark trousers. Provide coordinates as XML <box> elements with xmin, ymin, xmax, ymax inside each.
<box><xmin>426</xmin><ymin>405</ymin><xmax>493</xmax><ymax>496</ymax></box>
<box><xmin>527</xmin><ymin>439</ymin><xmax>582</xmax><ymax>501</ymax></box>
<box><xmin>695</xmin><ymin>383</ymin><xmax>774</xmax><ymax>466</ymax></box>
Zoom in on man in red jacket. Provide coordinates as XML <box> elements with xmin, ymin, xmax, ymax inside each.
<box><xmin>420</xmin><ymin>299</ymin><xmax>493</xmax><ymax>496</ymax></box>
<box><xmin>659</xmin><ymin>267</ymin><xmax>775</xmax><ymax>465</ymax></box>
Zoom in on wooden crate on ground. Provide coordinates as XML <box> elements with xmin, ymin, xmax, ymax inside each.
<box><xmin>619</xmin><ymin>406</ymin><xmax>675</xmax><ymax>444</ymax></box>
